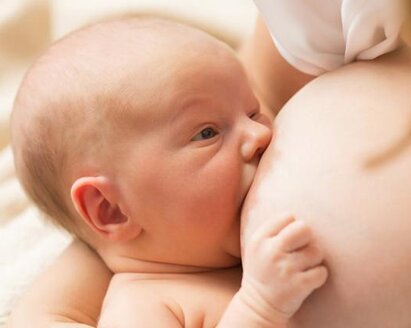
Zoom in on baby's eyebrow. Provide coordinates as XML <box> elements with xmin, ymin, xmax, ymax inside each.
<box><xmin>169</xmin><ymin>96</ymin><xmax>210</xmax><ymax>122</ymax></box>
<box><xmin>365</xmin><ymin>120</ymin><xmax>411</xmax><ymax>169</ymax></box>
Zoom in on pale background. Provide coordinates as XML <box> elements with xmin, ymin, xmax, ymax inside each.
<box><xmin>0</xmin><ymin>0</ymin><xmax>257</xmax><ymax>325</ymax></box>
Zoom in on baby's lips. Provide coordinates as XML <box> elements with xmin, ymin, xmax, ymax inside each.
<box><xmin>240</xmin><ymin>162</ymin><xmax>254</xmax><ymax>192</ymax></box>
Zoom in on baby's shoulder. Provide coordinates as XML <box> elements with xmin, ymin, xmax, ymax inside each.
<box><xmin>100</xmin><ymin>267</ymin><xmax>241</xmax><ymax>328</ymax></box>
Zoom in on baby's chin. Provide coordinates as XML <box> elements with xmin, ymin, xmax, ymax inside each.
<box><xmin>221</xmin><ymin>221</ymin><xmax>241</xmax><ymax>264</ymax></box>
<box><xmin>201</xmin><ymin>249</ymin><xmax>241</xmax><ymax>270</ymax></box>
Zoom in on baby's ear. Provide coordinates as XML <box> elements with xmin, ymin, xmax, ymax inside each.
<box><xmin>71</xmin><ymin>176</ymin><xmax>141</xmax><ymax>241</ymax></box>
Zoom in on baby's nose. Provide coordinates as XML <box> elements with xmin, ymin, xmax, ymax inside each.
<box><xmin>241</xmin><ymin>119</ymin><xmax>273</xmax><ymax>162</ymax></box>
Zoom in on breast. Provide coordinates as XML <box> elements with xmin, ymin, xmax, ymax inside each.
<box><xmin>242</xmin><ymin>56</ymin><xmax>411</xmax><ymax>328</ymax></box>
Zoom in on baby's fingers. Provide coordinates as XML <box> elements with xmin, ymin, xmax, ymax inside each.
<box><xmin>298</xmin><ymin>265</ymin><xmax>328</xmax><ymax>294</ymax></box>
<box><xmin>250</xmin><ymin>215</ymin><xmax>295</xmax><ymax>243</ymax></box>
<box><xmin>277</xmin><ymin>220</ymin><xmax>312</xmax><ymax>252</ymax></box>
<box><xmin>288</xmin><ymin>244</ymin><xmax>325</xmax><ymax>272</ymax></box>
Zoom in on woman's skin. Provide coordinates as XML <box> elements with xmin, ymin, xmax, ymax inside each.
<box><xmin>238</xmin><ymin>16</ymin><xmax>313</xmax><ymax>119</ymax></box>
<box><xmin>242</xmin><ymin>47</ymin><xmax>411</xmax><ymax>328</ymax></box>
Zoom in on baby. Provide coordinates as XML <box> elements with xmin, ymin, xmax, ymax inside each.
<box><xmin>10</xmin><ymin>18</ymin><xmax>327</xmax><ymax>327</ymax></box>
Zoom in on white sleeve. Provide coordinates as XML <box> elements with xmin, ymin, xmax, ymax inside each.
<box><xmin>254</xmin><ymin>0</ymin><xmax>404</xmax><ymax>76</ymax></box>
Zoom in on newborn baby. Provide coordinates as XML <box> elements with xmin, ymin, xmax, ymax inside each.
<box><xmin>10</xmin><ymin>17</ymin><xmax>327</xmax><ymax>327</ymax></box>
<box><xmin>242</xmin><ymin>47</ymin><xmax>411</xmax><ymax>328</ymax></box>
<box><xmin>9</xmin><ymin>14</ymin><xmax>411</xmax><ymax>328</ymax></box>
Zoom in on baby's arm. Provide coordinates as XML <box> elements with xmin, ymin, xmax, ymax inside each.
<box><xmin>218</xmin><ymin>216</ymin><xmax>328</xmax><ymax>328</ymax></box>
<box><xmin>6</xmin><ymin>239</ymin><xmax>112</xmax><ymax>328</ymax></box>
<box><xmin>97</xmin><ymin>283</ymin><xmax>185</xmax><ymax>328</ymax></box>
<box><xmin>238</xmin><ymin>15</ymin><xmax>313</xmax><ymax>118</ymax></box>
<box><xmin>97</xmin><ymin>216</ymin><xmax>325</xmax><ymax>328</ymax></box>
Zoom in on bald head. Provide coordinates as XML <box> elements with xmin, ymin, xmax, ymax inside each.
<box><xmin>11</xmin><ymin>17</ymin><xmax>234</xmax><ymax>237</ymax></box>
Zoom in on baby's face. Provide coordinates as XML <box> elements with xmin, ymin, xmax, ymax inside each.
<box><xmin>114</xmin><ymin>49</ymin><xmax>272</xmax><ymax>268</ymax></box>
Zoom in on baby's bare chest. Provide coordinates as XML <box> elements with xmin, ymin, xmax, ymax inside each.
<box><xmin>163</xmin><ymin>270</ymin><xmax>241</xmax><ymax>327</ymax></box>
<box><xmin>104</xmin><ymin>268</ymin><xmax>242</xmax><ymax>328</ymax></box>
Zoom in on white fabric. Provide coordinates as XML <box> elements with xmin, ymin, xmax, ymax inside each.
<box><xmin>254</xmin><ymin>0</ymin><xmax>405</xmax><ymax>75</ymax></box>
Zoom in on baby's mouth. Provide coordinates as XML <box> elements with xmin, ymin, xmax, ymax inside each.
<box><xmin>238</xmin><ymin>178</ymin><xmax>254</xmax><ymax>218</ymax></box>
<box><xmin>238</xmin><ymin>196</ymin><xmax>246</xmax><ymax>218</ymax></box>
<box><xmin>242</xmin><ymin>161</ymin><xmax>258</xmax><ymax>194</ymax></box>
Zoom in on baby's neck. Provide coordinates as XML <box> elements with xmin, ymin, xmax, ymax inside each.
<box><xmin>96</xmin><ymin>247</ymin><xmax>233</xmax><ymax>275</ymax></box>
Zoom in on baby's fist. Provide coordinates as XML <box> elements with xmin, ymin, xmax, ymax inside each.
<box><xmin>240</xmin><ymin>216</ymin><xmax>328</xmax><ymax>324</ymax></box>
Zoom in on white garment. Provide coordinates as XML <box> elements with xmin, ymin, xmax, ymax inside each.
<box><xmin>254</xmin><ymin>0</ymin><xmax>404</xmax><ymax>75</ymax></box>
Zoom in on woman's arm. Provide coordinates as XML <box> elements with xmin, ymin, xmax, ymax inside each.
<box><xmin>6</xmin><ymin>239</ymin><xmax>112</xmax><ymax>328</ymax></box>
<box><xmin>238</xmin><ymin>15</ymin><xmax>314</xmax><ymax>118</ymax></box>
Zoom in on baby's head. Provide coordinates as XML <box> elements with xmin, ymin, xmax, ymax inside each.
<box><xmin>11</xmin><ymin>17</ymin><xmax>272</xmax><ymax>270</ymax></box>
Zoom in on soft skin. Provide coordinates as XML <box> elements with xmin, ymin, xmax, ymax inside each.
<box><xmin>8</xmin><ymin>18</ymin><xmax>327</xmax><ymax>328</ymax></box>
<box><xmin>242</xmin><ymin>47</ymin><xmax>411</xmax><ymax>328</ymax></box>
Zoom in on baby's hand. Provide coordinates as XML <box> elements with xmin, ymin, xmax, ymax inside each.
<box><xmin>240</xmin><ymin>216</ymin><xmax>328</xmax><ymax>325</ymax></box>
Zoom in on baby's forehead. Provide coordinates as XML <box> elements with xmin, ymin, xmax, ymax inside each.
<box><xmin>53</xmin><ymin>18</ymin><xmax>224</xmax><ymax>67</ymax></box>
<box><xmin>18</xmin><ymin>18</ymin><xmax>238</xmax><ymax>134</ymax></box>
<box><xmin>51</xmin><ymin>19</ymin><xmax>227</xmax><ymax>92</ymax></box>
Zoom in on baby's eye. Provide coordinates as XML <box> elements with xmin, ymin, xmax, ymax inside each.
<box><xmin>191</xmin><ymin>127</ymin><xmax>218</xmax><ymax>141</ymax></box>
